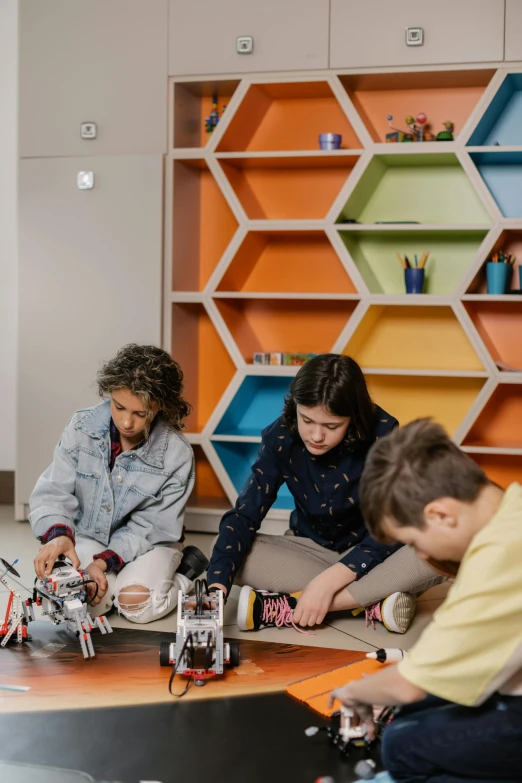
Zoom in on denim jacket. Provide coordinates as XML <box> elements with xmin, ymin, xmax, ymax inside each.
<box><xmin>29</xmin><ymin>400</ymin><xmax>195</xmax><ymax>563</ymax></box>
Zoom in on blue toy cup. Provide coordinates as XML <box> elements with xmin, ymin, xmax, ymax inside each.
<box><xmin>486</xmin><ymin>262</ymin><xmax>510</xmax><ymax>295</ymax></box>
<box><xmin>405</xmin><ymin>268</ymin><xmax>425</xmax><ymax>294</ymax></box>
<box><xmin>319</xmin><ymin>133</ymin><xmax>342</xmax><ymax>150</ymax></box>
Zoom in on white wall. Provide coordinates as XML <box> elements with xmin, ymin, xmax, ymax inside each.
<box><xmin>0</xmin><ymin>0</ymin><xmax>18</xmax><ymax>470</ymax></box>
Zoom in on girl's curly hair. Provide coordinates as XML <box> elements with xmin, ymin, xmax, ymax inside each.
<box><xmin>97</xmin><ymin>344</ymin><xmax>192</xmax><ymax>431</ymax></box>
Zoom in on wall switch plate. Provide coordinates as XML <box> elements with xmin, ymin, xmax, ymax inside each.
<box><xmin>80</xmin><ymin>122</ymin><xmax>97</xmax><ymax>139</ymax></box>
<box><xmin>77</xmin><ymin>171</ymin><xmax>94</xmax><ymax>190</ymax></box>
<box><xmin>405</xmin><ymin>27</ymin><xmax>424</xmax><ymax>46</ymax></box>
<box><xmin>236</xmin><ymin>36</ymin><xmax>253</xmax><ymax>54</ymax></box>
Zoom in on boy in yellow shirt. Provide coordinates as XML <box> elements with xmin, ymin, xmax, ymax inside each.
<box><xmin>330</xmin><ymin>418</ymin><xmax>522</xmax><ymax>783</ymax></box>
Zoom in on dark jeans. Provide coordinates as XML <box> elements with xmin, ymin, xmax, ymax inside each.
<box><xmin>381</xmin><ymin>693</ymin><xmax>522</xmax><ymax>783</ymax></box>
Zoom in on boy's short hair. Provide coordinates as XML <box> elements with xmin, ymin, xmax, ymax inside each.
<box><xmin>360</xmin><ymin>418</ymin><xmax>489</xmax><ymax>540</ymax></box>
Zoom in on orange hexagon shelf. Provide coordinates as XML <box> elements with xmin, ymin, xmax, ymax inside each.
<box><xmin>214</xmin><ymin>298</ymin><xmax>356</xmax><ymax>363</ymax></box>
<box><xmin>217</xmin><ymin>155</ymin><xmax>360</xmax><ymax>220</ymax></box>
<box><xmin>463</xmin><ymin>384</ymin><xmax>522</xmax><ymax>450</ymax></box>
<box><xmin>216</xmin><ymin>81</ymin><xmax>362</xmax><ymax>152</ymax></box>
<box><xmin>215</xmin><ymin>230</ymin><xmax>358</xmax><ymax>294</ymax></box>
<box><xmin>172</xmin><ymin>159</ymin><xmax>238</xmax><ymax>291</ymax></box>
<box><xmin>463</xmin><ymin>300</ymin><xmax>522</xmax><ymax>372</ymax></box>
<box><xmin>171</xmin><ymin>302</ymin><xmax>236</xmax><ymax>433</ymax></box>
<box><xmin>468</xmin><ymin>454</ymin><xmax>521</xmax><ymax>489</ymax></box>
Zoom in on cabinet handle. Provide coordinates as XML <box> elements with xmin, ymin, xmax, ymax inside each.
<box><xmin>237</xmin><ymin>36</ymin><xmax>254</xmax><ymax>54</ymax></box>
<box><xmin>405</xmin><ymin>27</ymin><xmax>424</xmax><ymax>47</ymax></box>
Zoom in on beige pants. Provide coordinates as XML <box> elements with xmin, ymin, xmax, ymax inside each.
<box><xmin>231</xmin><ymin>532</ymin><xmax>443</xmax><ymax>606</ymax></box>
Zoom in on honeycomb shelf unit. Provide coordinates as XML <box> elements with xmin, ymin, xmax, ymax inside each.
<box><xmin>164</xmin><ymin>69</ymin><xmax>522</xmax><ymax>533</ymax></box>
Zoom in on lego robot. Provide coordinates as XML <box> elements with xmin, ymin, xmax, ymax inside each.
<box><xmin>0</xmin><ymin>558</ymin><xmax>35</xmax><ymax>646</ymax></box>
<box><xmin>160</xmin><ymin>578</ymin><xmax>240</xmax><ymax>694</ymax></box>
<box><xmin>35</xmin><ymin>557</ymin><xmax>113</xmax><ymax>659</ymax></box>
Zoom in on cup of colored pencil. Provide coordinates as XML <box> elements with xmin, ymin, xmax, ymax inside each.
<box><xmin>486</xmin><ymin>251</ymin><xmax>515</xmax><ymax>295</ymax></box>
<box><xmin>398</xmin><ymin>252</ymin><xmax>429</xmax><ymax>294</ymax></box>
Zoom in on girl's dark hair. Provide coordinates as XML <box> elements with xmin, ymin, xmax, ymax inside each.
<box><xmin>282</xmin><ymin>354</ymin><xmax>375</xmax><ymax>445</ymax></box>
<box><xmin>97</xmin><ymin>344</ymin><xmax>192</xmax><ymax>431</ymax></box>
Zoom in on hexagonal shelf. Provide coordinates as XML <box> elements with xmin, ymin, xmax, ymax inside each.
<box><xmin>212</xmin><ymin>441</ymin><xmax>293</xmax><ymax>510</ymax></box>
<box><xmin>214</xmin><ymin>376</ymin><xmax>291</xmax><ymax>437</ymax></box>
<box><xmin>190</xmin><ymin>445</ymin><xmax>230</xmax><ymax>511</ymax></box>
<box><xmin>344</xmin><ymin>305</ymin><xmax>485</xmax><ymax>372</ymax></box>
<box><xmin>464</xmin><ymin>229</ymin><xmax>522</xmax><ymax>294</ymax></box>
<box><xmin>217</xmin><ymin>81</ymin><xmax>362</xmax><ymax>152</ymax></box>
<box><xmin>463</xmin><ymin>300</ymin><xmax>522</xmax><ymax>371</ymax></box>
<box><xmin>468</xmin><ymin>454</ymin><xmax>521</xmax><ymax>489</ymax></box>
<box><xmin>215</xmin><ymin>298</ymin><xmax>356</xmax><ymax>363</ymax></box>
<box><xmin>218</xmin><ymin>155</ymin><xmax>360</xmax><ymax>220</ymax></box>
<box><xmin>462</xmin><ymin>384</ymin><xmax>522</xmax><ymax>450</ymax></box>
<box><xmin>172</xmin><ymin>160</ymin><xmax>238</xmax><ymax>291</ymax></box>
<box><xmin>340</xmin><ymin>70</ymin><xmax>493</xmax><ymax>145</ymax></box>
<box><xmin>339</xmin><ymin>228</ymin><xmax>487</xmax><ymax>295</ymax></box>
<box><xmin>366</xmin><ymin>375</ymin><xmax>485</xmax><ymax>438</ymax></box>
<box><xmin>172</xmin><ymin>80</ymin><xmax>240</xmax><ymax>149</ymax></box>
<box><xmin>171</xmin><ymin>303</ymin><xmax>236</xmax><ymax>433</ymax></box>
<box><xmin>469</xmin><ymin>151</ymin><xmax>522</xmax><ymax>219</ymax></box>
<box><xmin>337</xmin><ymin>153</ymin><xmax>491</xmax><ymax>225</ymax></box>
<box><xmin>467</xmin><ymin>73</ymin><xmax>522</xmax><ymax>147</ymax></box>
<box><xmin>216</xmin><ymin>230</ymin><xmax>358</xmax><ymax>294</ymax></box>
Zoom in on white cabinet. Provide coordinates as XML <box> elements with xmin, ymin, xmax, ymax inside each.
<box><xmin>330</xmin><ymin>0</ymin><xmax>505</xmax><ymax>69</ymax></box>
<box><xmin>168</xmin><ymin>0</ymin><xmax>329</xmax><ymax>75</ymax></box>
<box><xmin>16</xmin><ymin>155</ymin><xmax>163</xmax><ymax>514</ymax></box>
<box><xmin>19</xmin><ymin>0</ymin><xmax>168</xmax><ymax>157</ymax></box>
<box><xmin>505</xmin><ymin>0</ymin><xmax>522</xmax><ymax>61</ymax></box>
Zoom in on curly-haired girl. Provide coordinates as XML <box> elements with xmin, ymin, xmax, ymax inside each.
<box><xmin>30</xmin><ymin>344</ymin><xmax>208</xmax><ymax>624</ymax></box>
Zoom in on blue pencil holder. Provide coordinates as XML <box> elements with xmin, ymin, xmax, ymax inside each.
<box><xmin>519</xmin><ymin>265</ymin><xmax>522</xmax><ymax>291</ymax></box>
<box><xmin>319</xmin><ymin>133</ymin><xmax>342</xmax><ymax>150</ymax></box>
<box><xmin>486</xmin><ymin>262</ymin><xmax>510</xmax><ymax>295</ymax></box>
<box><xmin>405</xmin><ymin>268</ymin><xmax>425</xmax><ymax>294</ymax></box>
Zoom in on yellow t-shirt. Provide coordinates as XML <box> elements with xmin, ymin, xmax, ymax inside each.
<box><xmin>399</xmin><ymin>482</ymin><xmax>522</xmax><ymax>707</ymax></box>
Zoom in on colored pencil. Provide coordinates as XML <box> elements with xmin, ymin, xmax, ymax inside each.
<box><xmin>396</xmin><ymin>252</ymin><xmax>408</xmax><ymax>269</ymax></box>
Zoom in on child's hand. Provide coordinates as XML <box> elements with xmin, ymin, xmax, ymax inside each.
<box><xmin>84</xmin><ymin>561</ymin><xmax>108</xmax><ymax>606</ymax></box>
<box><xmin>329</xmin><ymin>684</ymin><xmax>377</xmax><ymax>740</ymax></box>
<box><xmin>293</xmin><ymin>571</ymin><xmax>337</xmax><ymax>627</ymax></box>
<box><xmin>34</xmin><ymin>536</ymin><xmax>80</xmax><ymax>579</ymax></box>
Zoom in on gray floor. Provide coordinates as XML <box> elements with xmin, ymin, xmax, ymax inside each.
<box><xmin>0</xmin><ymin>505</ymin><xmax>449</xmax><ymax>652</ymax></box>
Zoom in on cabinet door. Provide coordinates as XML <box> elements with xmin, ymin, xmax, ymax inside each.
<box><xmin>19</xmin><ymin>0</ymin><xmax>168</xmax><ymax>157</ymax></box>
<box><xmin>16</xmin><ymin>156</ymin><xmax>163</xmax><ymax>512</ymax></box>
<box><xmin>168</xmin><ymin>0</ymin><xmax>329</xmax><ymax>75</ymax></box>
<box><xmin>505</xmin><ymin>0</ymin><xmax>522</xmax><ymax>61</ymax></box>
<box><xmin>330</xmin><ymin>0</ymin><xmax>504</xmax><ymax>69</ymax></box>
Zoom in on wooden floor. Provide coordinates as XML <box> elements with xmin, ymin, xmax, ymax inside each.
<box><xmin>0</xmin><ymin>621</ymin><xmax>365</xmax><ymax>714</ymax></box>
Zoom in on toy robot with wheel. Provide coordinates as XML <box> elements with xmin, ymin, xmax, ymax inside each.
<box><xmin>160</xmin><ymin>578</ymin><xmax>240</xmax><ymax>694</ymax></box>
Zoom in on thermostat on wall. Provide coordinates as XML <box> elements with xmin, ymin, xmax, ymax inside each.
<box><xmin>80</xmin><ymin>122</ymin><xmax>97</xmax><ymax>139</ymax></box>
<box><xmin>77</xmin><ymin>171</ymin><xmax>94</xmax><ymax>190</ymax></box>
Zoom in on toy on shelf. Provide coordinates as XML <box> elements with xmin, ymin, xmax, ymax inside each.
<box><xmin>204</xmin><ymin>93</ymin><xmax>227</xmax><ymax>135</ymax></box>
<box><xmin>160</xmin><ymin>579</ymin><xmax>240</xmax><ymax>696</ymax></box>
<box><xmin>396</xmin><ymin>252</ymin><xmax>430</xmax><ymax>294</ymax></box>
<box><xmin>253</xmin><ymin>352</ymin><xmax>317</xmax><ymax>366</ymax></box>
<box><xmin>436</xmin><ymin>121</ymin><xmax>454</xmax><ymax>141</ymax></box>
<box><xmin>486</xmin><ymin>250</ymin><xmax>516</xmax><ymax>295</ymax></box>
<box><xmin>1</xmin><ymin>558</ymin><xmax>35</xmax><ymax>646</ymax></box>
<box><xmin>386</xmin><ymin>114</ymin><xmax>454</xmax><ymax>143</ymax></box>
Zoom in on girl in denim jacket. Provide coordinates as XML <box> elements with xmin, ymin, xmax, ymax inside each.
<box><xmin>30</xmin><ymin>344</ymin><xmax>207</xmax><ymax>624</ymax></box>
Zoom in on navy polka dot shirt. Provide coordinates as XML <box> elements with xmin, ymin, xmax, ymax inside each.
<box><xmin>207</xmin><ymin>406</ymin><xmax>401</xmax><ymax>591</ymax></box>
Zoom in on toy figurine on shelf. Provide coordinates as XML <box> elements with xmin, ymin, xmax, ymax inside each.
<box><xmin>204</xmin><ymin>93</ymin><xmax>226</xmax><ymax>135</ymax></box>
<box><xmin>436</xmin><ymin>121</ymin><xmax>455</xmax><ymax>141</ymax></box>
<box><xmin>405</xmin><ymin>113</ymin><xmax>435</xmax><ymax>142</ymax></box>
<box><xmin>385</xmin><ymin>115</ymin><xmax>412</xmax><ymax>143</ymax></box>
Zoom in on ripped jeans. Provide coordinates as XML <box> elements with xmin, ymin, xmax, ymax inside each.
<box><xmin>75</xmin><ymin>536</ymin><xmax>189</xmax><ymax>624</ymax></box>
